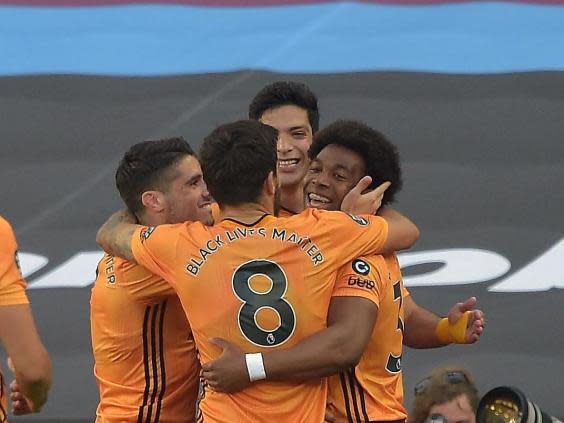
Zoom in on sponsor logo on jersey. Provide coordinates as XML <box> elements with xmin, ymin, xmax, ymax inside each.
<box><xmin>140</xmin><ymin>226</ymin><xmax>155</xmax><ymax>243</ymax></box>
<box><xmin>348</xmin><ymin>213</ymin><xmax>369</xmax><ymax>226</ymax></box>
<box><xmin>347</xmin><ymin>275</ymin><xmax>376</xmax><ymax>290</ymax></box>
<box><xmin>352</xmin><ymin>258</ymin><xmax>370</xmax><ymax>275</ymax></box>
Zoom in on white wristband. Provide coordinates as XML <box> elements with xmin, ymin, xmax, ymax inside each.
<box><xmin>245</xmin><ymin>353</ymin><xmax>266</xmax><ymax>382</ymax></box>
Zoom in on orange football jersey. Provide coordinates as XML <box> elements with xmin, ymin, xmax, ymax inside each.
<box><xmin>91</xmin><ymin>254</ymin><xmax>200</xmax><ymax>423</ymax></box>
<box><xmin>131</xmin><ymin>209</ymin><xmax>390</xmax><ymax>423</ymax></box>
<box><xmin>328</xmin><ymin>253</ymin><xmax>410</xmax><ymax>422</ymax></box>
<box><xmin>0</xmin><ymin>216</ymin><xmax>28</xmax><ymax>307</ymax></box>
<box><xmin>0</xmin><ymin>216</ymin><xmax>29</xmax><ymax>423</ymax></box>
<box><xmin>214</xmin><ymin>203</ymin><xmax>298</xmax><ymax>220</ymax></box>
<box><xmin>277</xmin><ymin>206</ymin><xmax>299</xmax><ymax>218</ymax></box>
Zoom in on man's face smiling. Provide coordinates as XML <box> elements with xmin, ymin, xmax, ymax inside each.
<box><xmin>260</xmin><ymin>104</ymin><xmax>313</xmax><ymax>189</ymax></box>
<box><xmin>304</xmin><ymin>144</ymin><xmax>366</xmax><ymax>211</ymax></box>
<box><xmin>162</xmin><ymin>155</ymin><xmax>213</xmax><ymax>225</ymax></box>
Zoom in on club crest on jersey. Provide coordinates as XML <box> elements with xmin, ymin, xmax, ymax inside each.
<box><xmin>352</xmin><ymin>259</ymin><xmax>370</xmax><ymax>276</ymax></box>
<box><xmin>386</xmin><ymin>354</ymin><xmax>402</xmax><ymax>374</ymax></box>
<box><xmin>348</xmin><ymin>214</ymin><xmax>369</xmax><ymax>226</ymax></box>
<box><xmin>140</xmin><ymin>226</ymin><xmax>155</xmax><ymax>243</ymax></box>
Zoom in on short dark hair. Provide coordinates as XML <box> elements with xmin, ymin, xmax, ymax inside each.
<box><xmin>248</xmin><ymin>81</ymin><xmax>320</xmax><ymax>133</ymax></box>
<box><xmin>115</xmin><ymin>137</ymin><xmax>195</xmax><ymax>215</ymax></box>
<box><xmin>199</xmin><ymin>120</ymin><xmax>278</xmax><ymax>206</ymax></box>
<box><xmin>309</xmin><ymin>120</ymin><xmax>402</xmax><ymax>206</ymax></box>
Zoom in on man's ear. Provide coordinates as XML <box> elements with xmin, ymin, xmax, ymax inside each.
<box><xmin>265</xmin><ymin>171</ymin><xmax>277</xmax><ymax>196</ymax></box>
<box><xmin>141</xmin><ymin>190</ymin><xmax>166</xmax><ymax>213</ymax></box>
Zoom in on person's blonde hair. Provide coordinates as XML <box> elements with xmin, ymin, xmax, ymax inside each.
<box><xmin>409</xmin><ymin>367</ymin><xmax>479</xmax><ymax>423</ymax></box>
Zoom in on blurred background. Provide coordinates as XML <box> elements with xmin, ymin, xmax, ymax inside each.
<box><xmin>0</xmin><ymin>1</ymin><xmax>563</xmax><ymax>421</ymax></box>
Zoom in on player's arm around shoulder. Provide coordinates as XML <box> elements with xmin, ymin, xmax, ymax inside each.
<box><xmin>327</xmin><ymin>256</ymin><xmax>387</xmax><ymax>366</ymax></box>
<box><xmin>313</xmin><ymin>208</ymin><xmax>418</xmax><ymax>262</ymax></box>
<box><xmin>338</xmin><ymin>178</ymin><xmax>419</xmax><ymax>253</ymax></box>
<box><xmin>322</xmin><ymin>296</ymin><xmax>378</xmax><ymax>370</ymax></box>
<box><xmin>98</xmin><ymin>209</ymin><xmax>193</xmax><ymax>287</ymax></box>
<box><xmin>377</xmin><ymin>207</ymin><xmax>420</xmax><ymax>252</ymax></box>
<box><xmin>201</xmin><ymin>297</ymin><xmax>378</xmax><ymax>393</ymax></box>
<box><xmin>96</xmin><ymin>209</ymin><xmax>141</xmax><ymax>261</ymax></box>
<box><xmin>201</xmin><ymin>258</ymin><xmax>382</xmax><ymax>393</ymax></box>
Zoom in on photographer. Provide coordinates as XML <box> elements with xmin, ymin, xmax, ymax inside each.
<box><xmin>409</xmin><ymin>368</ymin><xmax>478</xmax><ymax>423</ymax></box>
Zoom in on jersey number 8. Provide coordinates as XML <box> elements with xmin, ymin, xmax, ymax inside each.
<box><xmin>232</xmin><ymin>260</ymin><xmax>296</xmax><ymax>347</ymax></box>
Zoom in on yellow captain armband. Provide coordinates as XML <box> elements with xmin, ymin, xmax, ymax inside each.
<box><xmin>435</xmin><ymin>311</ymin><xmax>470</xmax><ymax>344</ymax></box>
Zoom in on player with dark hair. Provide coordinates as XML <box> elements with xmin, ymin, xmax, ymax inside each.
<box><xmin>0</xmin><ymin>216</ymin><xmax>51</xmax><ymax>420</ymax></box>
<box><xmin>306</xmin><ymin>120</ymin><xmax>484</xmax><ymax>422</ymax></box>
<box><xmin>249</xmin><ymin>81</ymin><xmax>319</xmax><ymax>134</ymax></box>
<box><xmin>199</xmin><ymin>121</ymin><xmax>280</xmax><ymax>210</ymax></box>
<box><xmin>307</xmin><ymin>119</ymin><xmax>403</xmax><ymax>209</ymax></box>
<box><xmin>249</xmin><ymin>81</ymin><xmax>319</xmax><ymax>216</ymax></box>
<box><xmin>96</xmin><ymin>119</ymin><xmax>419</xmax><ymax>423</ymax></box>
<box><xmin>201</xmin><ymin>120</ymin><xmax>483</xmax><ymax>423</ymax></box>
<box><xmin>91</xmin><ymin>137</ymin><xmax>212</xmax><ymax>423</ymax></box>
<box><xmin>409</xmin><ymin>368</ymin><xmax>479</xmax><ymax>423</ymax></box>
<box><xmin>114</xmin><ymin>137</ymin><xmax>213</xmax><ymax>226</ymax></box>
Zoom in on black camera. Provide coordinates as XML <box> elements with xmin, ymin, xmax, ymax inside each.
<box><xmin>427</xmin><ymin>414</ymin><xmax>448</xmax><ymax>423</ymax></box>
<box><xmin>477</xmin><ymin>386</ymin><xmax>563</xmax><ymax>423</ymax></box>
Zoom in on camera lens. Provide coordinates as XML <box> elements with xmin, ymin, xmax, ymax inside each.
<box><xmin>428</xmin><ymin>414</ymin><xmax>448</xmax><ymax>423</ymax></box>
<box><xmin>477</xmin><ymin>387</ymin><xmax>560</xmax><ymax>423</ymax></box>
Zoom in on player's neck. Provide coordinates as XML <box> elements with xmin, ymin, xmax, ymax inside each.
<box><xmin>219</xmin><ymin>202</ymin><xmax>273</xmax><ymax>225</ymax></box>
<box><xmin>280</xmin><ymin>184</ymin><xmax>305</xmax><ymax>214</ymax></box>
<box><xmin>137</xmin><ymin>211</ymin><xmax>166</xmax><ymax>227</ymax></box>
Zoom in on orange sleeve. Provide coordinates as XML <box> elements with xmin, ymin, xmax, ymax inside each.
<box><xmin>98</xmin><ymin>253</ymin><xmax>175</xmax><ymax>300</ymax></box>
<box><xmin>387</xmin><ymin>253</ymin><xmax>410</xmax><ymax>299</ymax></box>
<box><xmin>332</xmin><ymin>257</ymin><xmax>387</xmax><ymax>307</ymax></box>
<box><xmin>131</xmin><ymin>224</ymin><xmax>183</xmax><ymax>290</ymax></box>
<box><xmin>211</xmin><ymin>202</ymin><xmax>221</xmax><ymax>223</ymax></box>
<box><xmin>119</xmin><ymin>260</ymin><xmax>176</xmax><ymax>301</ymax></box>
<box><xmin>401</xmin><ymin>284</ymin><xmax>410</xmax><ymax>299</ymax></box>
<box><xmin>0</xmin><ymin>217</ymin><xmax>29</xmax><ymax>306</ymax></box>
<box><xmin>317</xmin><ymin>210</ymin><xmax>389</xmax><ymax>263</ymax></box>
